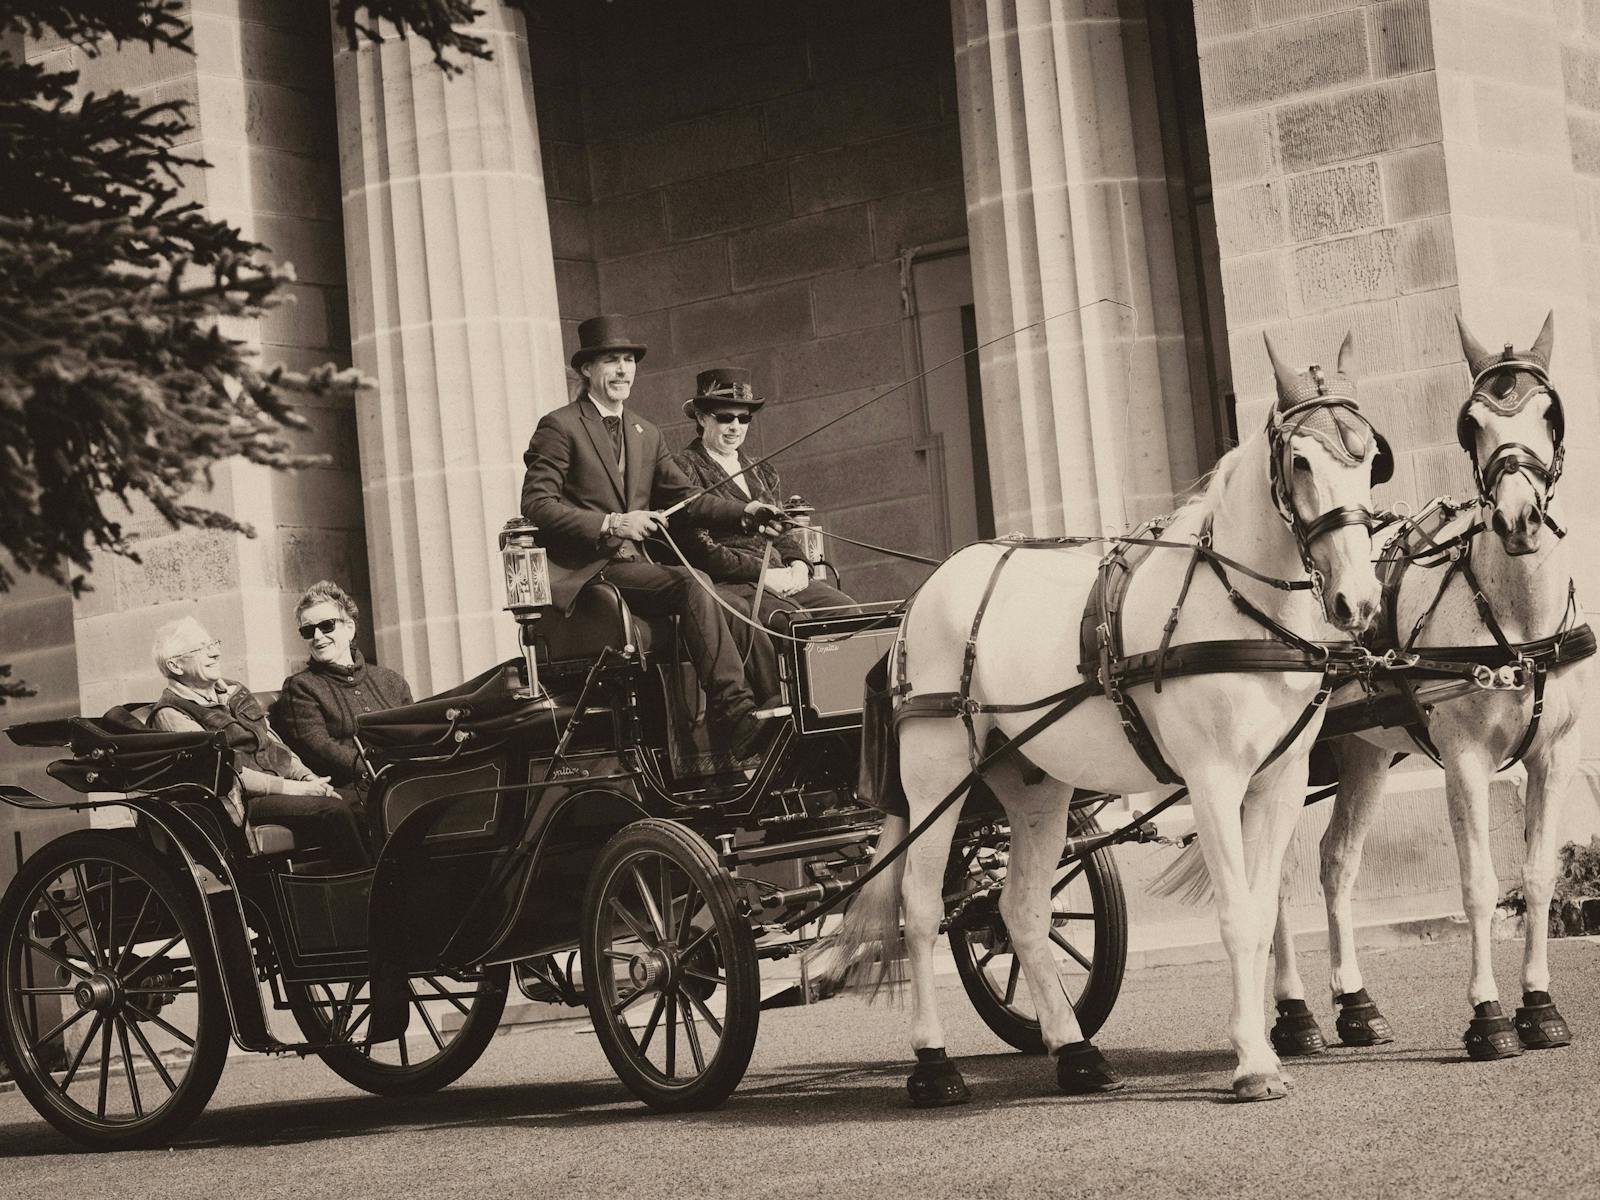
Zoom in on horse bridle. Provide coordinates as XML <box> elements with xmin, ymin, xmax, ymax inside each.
<box><xmin>1458</xmin><ymin>359</ymin><xmax>1566</xmax><ymax>531</ymax></box>
<box><xmin>1267</xmin><ymin>396</ymin><xmax>1392</xmax><ymax>594</ymax></box>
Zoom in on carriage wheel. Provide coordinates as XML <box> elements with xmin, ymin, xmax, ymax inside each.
<box><xmin>580</xmin><ymin>819</ymin><xmax>760</xmax><ymax>1111</ymax></box>
<box><xmin>946</xmin><ymin>813</ymin><xmax>1127</xmax><ymax>1054</ymax></box>
<box><xmin>0</xmin><ymin>831</ymin><xmax>229</xmax><ymax>1149</ymax></box>
<box><xmin>286</xmin><ymin>965</ymin><xmax>509</xmax><ymax>1097</ymax></box>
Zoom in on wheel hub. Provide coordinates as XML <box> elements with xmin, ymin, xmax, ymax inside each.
<box><xmin>73</xmin><ymin>973</ymin><xmax>119</xmax><ymax>1013</ymax></box>
<box><xmin>627</xmin><ymin>946</ymin><xmax>674</xmax><ymax>991</ymax></box>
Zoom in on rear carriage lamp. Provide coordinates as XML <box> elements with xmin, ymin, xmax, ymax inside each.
<box><xmin>499</xmin><ymin>517</ymin><xmax>555</xmax><ymax>704</ymax></box>
<box><xmin>784</xmin><ymin>495</ymin><xmax>826</xmax><ymax>581</ymax></box>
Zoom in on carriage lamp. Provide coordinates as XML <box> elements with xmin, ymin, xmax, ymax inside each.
<box><xmin>783</xmin><ymin>495</ymin><xmax>827</xmax><ymax>581</ymax></box>
<box><xmin>499</xmin><ymin>517</ymin><xmax>555</xmax><ymax>704</ymax></box>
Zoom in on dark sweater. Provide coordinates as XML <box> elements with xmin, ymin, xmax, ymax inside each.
<box><xmin>278</xmin><ymin>650</ymin><xmax>413</xmax><ymax>786</ymax></box>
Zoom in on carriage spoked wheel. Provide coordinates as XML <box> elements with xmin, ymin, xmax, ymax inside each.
<box><xmin>945</xmin><ymin>813</ymin><xmax>1128</xmax><ymax>1054</ymax></box>
<box><xmin>0</xmin><ymin>831</ymin><xmax>229</xmax><ymax>1149</ymax></box>
<box><xmin>579</xmin><ymin>819</ymin><xmax>760</xmax><ymax>1111</ymax></box>
<box><xmin>286</xmin><ymin>965</ymin><xmax>509</xmax><ymax>1096</ymax></box>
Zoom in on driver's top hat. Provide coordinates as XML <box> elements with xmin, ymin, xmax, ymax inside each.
<box><xmin>570</xmin><ymin>315</ymin><xmax>648</xmax><ymax>373</ymax></box>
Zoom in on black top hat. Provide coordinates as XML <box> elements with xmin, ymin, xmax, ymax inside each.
<box><xmin>571</xmin><ymin>315</ymin><xmax>648</xmax><ymax>373</ymax></box>
<box><xmin>682</xmin><ymin>367</ymin><xmax>765</xmax><ymax>420</ymax></box>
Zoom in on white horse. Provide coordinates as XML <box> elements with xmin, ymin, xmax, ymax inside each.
<box><xmin>815</xmin><ymin>334</ymin><xmax>1389</xmax><ymax>1104</ymax></box>
<box><xmin>1269</xmin><ymin>312</ymin><xmax>1595</xmax><ymax>1061</ymax></box>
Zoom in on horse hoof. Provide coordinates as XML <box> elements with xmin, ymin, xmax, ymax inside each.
<box><xmin>1514</xmin><ymin>992</ymin><xmax>1571</xmax><ymax>1051</ymax></box>
<box><xmin>1464</xmin><ymin>1001</ymin><xmax>1524</xmax><ymax>1061</ymax></box>
<box><xmin>1055</xmin><ymin>1041</ymin><xmax>1125</xmax><ymax>1095</ymax></box>
<box><xmin>907</xmin><ymin>1048</ymin><xmax>971</xmax><ymax>1108</ymax></box>
<box><xmin>1270</xmin><ymin>999</ymin><xmax>1327</xmax><ymax>1057</ymax></box>
<box><xmin>1334</xmin><ymin>988</ymin><xmax>1394</xmax><ymax>1047</ymax></box>
<box><xmin>1231</xmin><ymin>1072</ymin><xmax>1290</xmax><ymax>1103</ymax></box>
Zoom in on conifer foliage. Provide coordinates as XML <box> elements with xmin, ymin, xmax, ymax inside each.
<box><xmin>0</xmin><ymin>1</ymin><xmax>503</xmax><ymax>701</ymax></box>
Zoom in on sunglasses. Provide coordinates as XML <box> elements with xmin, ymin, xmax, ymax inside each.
<box><xmin>298</xmin><ymin>618</ymin><xmax>345</xmax><ymax>641</ymax></box>
<box><xmin>711</xmin><ymin>412</ymin><xmax>753</xmax><ymax>425</ymax></box>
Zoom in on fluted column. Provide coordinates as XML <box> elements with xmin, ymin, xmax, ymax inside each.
<box><xmin>332</xmin><ymin>3</ymin><xmax>566</xmax><ymax>695</ymax></box>
<box><xmin>951</xmin><ymin>0</ymin><xmax>1194</xmax><ymax>537</ymax></box>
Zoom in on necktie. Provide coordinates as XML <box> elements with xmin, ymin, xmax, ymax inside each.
<box><xmin>602</xmin><ymin>415</ymin><xmax>623</xmax><ymax>466</ymax></box>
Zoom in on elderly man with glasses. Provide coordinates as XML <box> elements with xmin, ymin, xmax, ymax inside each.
<box><xmin>148</xmin><ymin>616</ymin><xmax>369</xmax><ymax>869</ymax></box>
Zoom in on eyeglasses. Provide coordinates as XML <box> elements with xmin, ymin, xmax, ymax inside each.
<box><xmin>711</xmin><ymin>412</ymin><xmax>753</xmax><ymax>425</ymax></box>
<box><xmin>173</xmin><ymin>639</ymin><xmax>220</xmax><ymax>659</ymax></box>
<box><xmin>297</xmin><ymin>618</ymin><xmax>344</xmax><ymax>641</ymax></box>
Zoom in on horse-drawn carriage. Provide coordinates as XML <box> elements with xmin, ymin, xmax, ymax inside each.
<box><xmin>0</xmin><ymin>545</ymin><xmax>1130</xmax><ymax>1150</ymax></box>
<box><xmin>0</xmin><ymin>315</ymin><xmax>1589</xmax><ymax>1146</ymax></box>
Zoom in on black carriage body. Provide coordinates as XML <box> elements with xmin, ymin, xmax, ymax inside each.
<box><xmin>0</xmin><ymin>596</ymin><xmax>902</xmax><ymax>1051</ymax></box>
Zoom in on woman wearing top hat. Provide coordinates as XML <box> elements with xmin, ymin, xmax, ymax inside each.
<box><xmin>672</xmin><ymin>367</ymin><xmax>854</xmax><ymax>700</ymax></box>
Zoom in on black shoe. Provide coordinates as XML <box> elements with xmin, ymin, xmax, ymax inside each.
<box><xmin>725</xmin><ymin>711</ymin><xmax>774</xmax><ymax>761</ymax></box>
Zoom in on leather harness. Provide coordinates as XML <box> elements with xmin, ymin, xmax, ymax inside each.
<box><xmin>890</xmin><ymin>524</ymin><xmax>1366</xmax><ymax>789</ymax></box>
<box><xmin>1369</xmin><ymin>497</ymin><xmax>1594</xmax><ymax>770</ymax></box>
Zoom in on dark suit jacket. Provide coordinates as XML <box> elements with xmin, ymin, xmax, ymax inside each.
<box><xmin>520</xmin><ymin>394</ymin><xmax>750</xmax><ymax>610</ymax></box>
<box><xmin>671</xmin><ymin>440</ymin><xmax>808</xmax><ymax>584</ymax></box>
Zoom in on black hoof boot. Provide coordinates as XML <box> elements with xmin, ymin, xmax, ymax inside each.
<box><xmin>907</xmin><ymin>1047</ymin><xmax>971</xmax><ymax>1108</ymax></box>
<box><xmin>1464</xmin><ymin>1000</ymin><xmax>1524</xmax><ymax>1061</ymax></box>
<box><xmin>1514</xmin><ymin>991</ymin><xmax>1572</xmax><ymax>1051</ymax></box>
<box><xmin>1055</xmin><ymin>1040</ymin><xmax>1125</xmax><ymax>1094</ymax></box>
<box><xmin>1270</xmin><ymin>999</ymin><xmax>1327</xmax><ymax>1057</ymax></box>
<box><xmin>1334</xmin><ymin>988</ymin><xmax>1394</xmax><ymax>1047</ymax></box>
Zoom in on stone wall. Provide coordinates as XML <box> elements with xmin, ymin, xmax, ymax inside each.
<box><xmin>533</xmin><ymin>0</ymin><xmax>969</xmax><ymax>599</ymax></box>
<box><xmin>1196</xmin><ymin>0</ymin><xmax>1457</xmax><ymax>509</ymax></box>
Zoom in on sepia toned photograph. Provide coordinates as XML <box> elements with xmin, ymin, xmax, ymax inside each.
<box><xmin>1</xmin><ymin>1</ymin><xmax>1597</xmax><ymax>1196</ymax></box>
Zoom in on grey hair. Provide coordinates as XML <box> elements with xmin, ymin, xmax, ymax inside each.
<box><xmin>295</xmin><ymin>580</ymin><xmax>359</xmax><ymax>625</ymax></box>
<box><xmin>151</xmin><ymin>617</ymin><xmax>208</xmax><ymax>679</ymax></box>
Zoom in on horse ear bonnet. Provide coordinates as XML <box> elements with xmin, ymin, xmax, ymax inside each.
<box><xmin>1264</xmin><ymin>332</ymin><xmax>1390</xmax><ymax>483</ymax></box>
<box><xmin>1455</xmin><ymin>311</ymin><xmax>1562</xmax><ymax>454</ymax></box>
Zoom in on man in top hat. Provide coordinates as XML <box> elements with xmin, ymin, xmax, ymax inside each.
<box><xmin>520</xmin><ymin>316</ymin><xmax>785</xmax><ymax>757</ymax></box>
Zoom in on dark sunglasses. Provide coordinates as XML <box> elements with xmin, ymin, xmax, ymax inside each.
<box><xmin>711</xmin><ymin>412</ymin><xmax>753</xmax><ymax>425</ymax></box>
<box><xmin>297</xmin><ymin>618</ymin><xmax>343</xmax><ymax>640</ymax></box>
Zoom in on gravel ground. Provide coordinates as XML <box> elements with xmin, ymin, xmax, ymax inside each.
<box><xmin>2</xmin><ymin>937</ymin><xmax>1598</xmax><ymax>1200</ymax></box>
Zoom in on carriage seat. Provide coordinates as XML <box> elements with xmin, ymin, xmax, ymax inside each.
<box><xmin>521</xmin><ymin>580</ymin><xmax>668</xmax><ymax>668</ymax></box>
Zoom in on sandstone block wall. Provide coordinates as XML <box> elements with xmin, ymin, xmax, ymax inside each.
<box><xmin>1197</xmin><ymin>0</ymin><xmax>1457</xmax><ymax>509</ymax></box>
<box><xmin>532</xmin><ymin>0</ymin><xmax>968</xmax><ymax>599</ymax></box>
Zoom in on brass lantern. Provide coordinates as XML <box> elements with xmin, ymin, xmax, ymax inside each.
<box><xmin>499</xmin><ymin>517</ymin><xmax>554</xmax><ymax>702</ymax></box>
<box><xmin>784</xmin><ymin>495</ymin><xmax>826</xmax><ymax>581</ymax></box>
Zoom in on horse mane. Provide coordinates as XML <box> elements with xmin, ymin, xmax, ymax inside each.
<box><xmin>1169</xmin><ymin>434</ymin><xmax>1254</xmax><ymax>525</ymax></box>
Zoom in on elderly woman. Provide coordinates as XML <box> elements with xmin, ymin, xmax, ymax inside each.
<box><xmin>277</xmin><ymin>580</ymin><xmax>413</xmax><ymax>790</ymax></box>
<box><xmin>671</xmin><ymin>368</ymin><xmax>854</xmax><ymax>699</ymax></box>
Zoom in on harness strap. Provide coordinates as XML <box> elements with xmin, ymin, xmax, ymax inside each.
<box><xmin>1153</xmin><ymin>538</ymin><xmax>1204</xmax><ymax>694</ymax></box>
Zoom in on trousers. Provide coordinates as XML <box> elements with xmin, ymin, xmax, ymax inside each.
<box><xmin>597</xmin><ymin>560</ymin><xmax>757</xmax><ymax>719</ymax></box>
<box><xmin>249</xmin><ymin>790</ymin><xmax>370</xmax><ymax>869</ymax></box>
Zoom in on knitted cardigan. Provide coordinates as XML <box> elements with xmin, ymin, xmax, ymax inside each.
<box><xmin>277</xmin><ymin>649</ymin><xmax>413</xmax><ymax>786</ymax></box>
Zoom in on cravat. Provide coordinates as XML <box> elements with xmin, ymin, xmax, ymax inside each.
<box><xmin>602</xmin><ymin>415</ymin><xmax>623</xmax><ymax>466</ymax></box>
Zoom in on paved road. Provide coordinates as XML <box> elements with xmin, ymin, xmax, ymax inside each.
<box><xmin>3</xmin><ymin>938</ymin><xmax>1598</xmax><ymax>1199</ymax></box>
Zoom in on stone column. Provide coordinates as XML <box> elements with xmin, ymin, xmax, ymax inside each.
<box><xmin>950</xmin><ymin>0</ymin><xmax>1197</xmax><ymax>537</ymax></box>
<box><xmin>332</xmin><ymin>2</ymin><xmax>567</xmax><ymax>695</ymax></box>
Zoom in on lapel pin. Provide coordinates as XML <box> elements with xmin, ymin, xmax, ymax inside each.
<box><xmin>633</xmin><ymin>423</ymin><xmax>643</xmax><ymax>433</ymax></box>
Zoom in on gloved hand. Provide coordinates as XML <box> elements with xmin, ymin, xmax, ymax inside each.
<box><xmin>743</xmin><ymin>500</ymin><xmax>785</xmax><ymax>537</ymax></box>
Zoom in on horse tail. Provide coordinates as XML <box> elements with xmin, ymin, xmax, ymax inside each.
<box><xmin>1147</xmin><ymin>837</ymin><xmax>1215</xmax><ymax>905</ymax></box>
<box><xmin>803</xmin><ymin>813</ymin><xmax>910</xmax><ymax>1002</ymax></box>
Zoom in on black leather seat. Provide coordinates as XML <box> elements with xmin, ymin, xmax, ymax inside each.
<box><xmin>521</xmin><ymin>580</ymin><xmax>667</xmax><ymax>667</ymax></box>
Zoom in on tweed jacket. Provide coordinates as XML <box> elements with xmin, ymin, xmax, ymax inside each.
<box><xmin>671</xmin><ymin>440</ymin><xmax>808</xmax><ymax>584</ymax></box>
<box><xmin>520</xmin><ymin>393</ymin><xmax>751</xmax><ymax>610</ymax></box>
<box><xmin>278</xmin><ymin>650</ymin><xmax>414</xmax><ymax>787</ymax></box>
